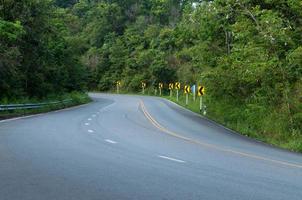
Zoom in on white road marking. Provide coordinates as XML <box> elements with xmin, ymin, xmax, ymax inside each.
<box><xmin>88</xmin><ymin>129</ymin><xmax>94</xmax><ymax>133</ymax></box>
<box><xmin>0</xmin><ymin>114</ymin><xmax>43</xmax><ymax>123</ymax></box>
<box><xmin>92</xmin><ymin>114</ymin><xmax>96</xmax><ymax>117</ymax></box>
<box><xmin>105</xmin><ymin>139</ymin><xmax>117</xmax><ymax>144</ymax></box>
<box><xmin>158</xmin><ymin>155</ymin><xmax>186</xmax><ymax>163</ymax></box>
<box><xmin>85</xmin><ymin>123</ymin><xmax>90</xmax><ymax>126</ymax></box>
<box><xmin>88</xmin><ymin>118</ymin><xmax>92</xmax><ymax>121</ymax></box>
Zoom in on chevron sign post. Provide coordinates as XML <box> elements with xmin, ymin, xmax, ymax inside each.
<box><xmin>198</xmin><ymin>85</ymin><xmax>206</xmax><ymax>114</ymax></box>
<box><xmin>184</xmin><ymin>85</ymin><xmax>190</xmax><ymax>106</ymax></box>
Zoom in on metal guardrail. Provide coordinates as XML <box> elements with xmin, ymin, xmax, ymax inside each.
<box><xmin>0</xmin><ymin>99</ymin><xmax>73</xmax><ymax>111</ymax></box>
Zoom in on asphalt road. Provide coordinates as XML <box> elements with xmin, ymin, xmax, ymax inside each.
<box><xmin>1</xmin><ymin>93</ymin><xmax>302</xmax><ymax>200</ymax></box>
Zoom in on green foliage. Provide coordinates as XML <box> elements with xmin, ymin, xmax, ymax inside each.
<box><xmin>0</xmin><ymin>20</ymin><xmax>24</xmax><ymax>41</ymax></box>
<box><xmin>0</xmin><ymin>0</ymin><xmax>87</xmax><ymax>100</ymax></box>
<box><xmin>55</xmin><ymin>0</ymin><xmax>78</xmax><ymax>8</ymax></box>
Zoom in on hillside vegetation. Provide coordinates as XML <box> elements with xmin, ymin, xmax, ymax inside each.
<box><xmin>1</xmin><ymin>0</ymin><xmax>88</xmax><ymax>99</ymax></box>
<box><xmin>1</xmin><ymin>0</ymin><xmax>301</xmax><ymax>150</ymax></box>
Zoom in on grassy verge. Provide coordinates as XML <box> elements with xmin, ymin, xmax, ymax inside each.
<box><xmin>161</xmin><ymin>93</ymin><xmax>302</xmax><ymax>153</ymax></box>
<box><xmin>0</xmin><ymin>92</ymin><xmax>91</xmax><ymax>120</ymax></box>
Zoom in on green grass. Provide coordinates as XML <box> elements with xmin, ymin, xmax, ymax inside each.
<box><xmin>0</xmin><ymin>92</ymin><xmax>91</xmax><ymax>120</ymax></box>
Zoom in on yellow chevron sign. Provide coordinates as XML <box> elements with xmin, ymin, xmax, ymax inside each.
<box><xmin>142</xmin><ymin>82</ymin><xmax>146</xmax><ymax>88</ymax></box>
<box><xmin>175</xmin><ymin>82</ymin><xmax>180</xmax><ymax>90</ymax></box>
<box><xmin>184</xmin><ymin>85</ymin><xmax>190</xmax><ymax>94</ymax></box>
<box><xmin>159</xmin><ymin>83</ymin><xmax>163</xmax><ymax>89</ymax></box>
<box><xmin>198</xmin><ymin>86</ymin><xmax>205</xmax><ymax>96</ymax></box>
<box><xmin>168</xmin><ymin>83</ymin><xmax>174</xmax><ymax>90</ymax></box>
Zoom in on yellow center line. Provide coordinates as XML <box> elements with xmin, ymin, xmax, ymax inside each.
<box><xmin>139</xmin><ymin>99</ymin><xmax>302</xmax><ymax>169</ymax></box>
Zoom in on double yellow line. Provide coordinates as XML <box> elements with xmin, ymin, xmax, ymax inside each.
<box><xmin>139</xmin><ymin>99</ymin><xmax>302</xmax><ymax>169</ymax></box>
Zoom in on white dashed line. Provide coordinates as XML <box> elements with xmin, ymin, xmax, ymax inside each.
<box><xmin>88</xmin><ymin>118</ymin><xmax>92</xmax><ymax>121</ymax></box>
<box><xmin>92</xmin><ymin>114</ymin><xmax>96</xmax><ymax>117</ymax></box>
<box><xmin>85</xmin><ymin>123</ymin><xmax>90</xmax><ymax>126</ymax></box>
<box><xmin>158</xmin><ymin>155</ymin><xmax>186</xmax><ymax>163</ymax></box>
<box><xmin>88</xmin><ymin>130</ymin><xmax>94</xmax><ymax>133</ymax></box>
<box><xmin>105</xmin><ymin>139</ymin><xmax>117</xmax><ymax>144</ymax></box>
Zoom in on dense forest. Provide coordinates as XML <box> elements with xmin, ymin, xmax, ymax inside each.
<box><xmin>0</xmin><ymin>0</ymin><xmax>88</xmax><ymax>99</ymax></box>
<box><xmin>1</xmin><ymin>0</ymin><xmax>301</xmax><ymax>149</ymax></box>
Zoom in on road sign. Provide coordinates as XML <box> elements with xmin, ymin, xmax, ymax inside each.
<box><xmin>184</xmin><ymin>85</ymin><xmax>190</xmax><ymax>105</ymax></box>
<box><xmin>168</xmin><ymin>83</ymin><xmax>174</xmax><ymax>97</ymax></box>
<box><xmin>184</xmin><ymin>85</ymin><xmax>190</xmax><ymax>94</ymax></box>
<box><xmin>191</xmin><ymin>84</ymin><xmax>196</xmax><ymax>101</ymax></box>
<box><xmin>175</xmin><ymin>82</ymin><xmax>180</xmax><ymax>101</ymax></box>
<box><xmin>175</xmin><ymin>82</ymin><xmax>180</xmax><ymax>90</ymax></box>
<box><xmin>191</xmin><ymin>85</ymin><xmax>196</xmax><ymax>94</ymax></box>
<box><xmin>116</xmin><ymin>81</ymin><xmax>121</xmax><ymax>93</ymax></box>
<box><xmin>158</xmin><ymin>83</ymin><xmax>163</xmax><ymax>96</ymax></box>
<box><xmin>141</xmin><ymin>82</ymin><xmax>146</xmax><ymax>94</ymax></box>
<box><xmin>198</xmin><ymin>86</ymin><xmax>205</xmax><ymax>96</ymax></box>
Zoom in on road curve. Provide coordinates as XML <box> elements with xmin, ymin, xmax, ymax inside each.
<box><xmin>0</xmin><ymin>93</ymin><xmax>302</xmax><ymax>200</ymax></box>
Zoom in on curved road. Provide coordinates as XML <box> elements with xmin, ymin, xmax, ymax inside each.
<box><xmin>0</xmin><ymin>93</ymin><xmax>302</xmax><ymax>200</ymax></box>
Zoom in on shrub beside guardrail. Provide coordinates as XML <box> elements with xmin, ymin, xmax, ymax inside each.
<box><xmin>0</xmin><ymin>92</ymin><xmax>91</xmax><ymax>119</ymax></box>
<box><xmin>0</xmin><ymin>99</ymin><xmax>73</xmax><ymax>111</ymax></box>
